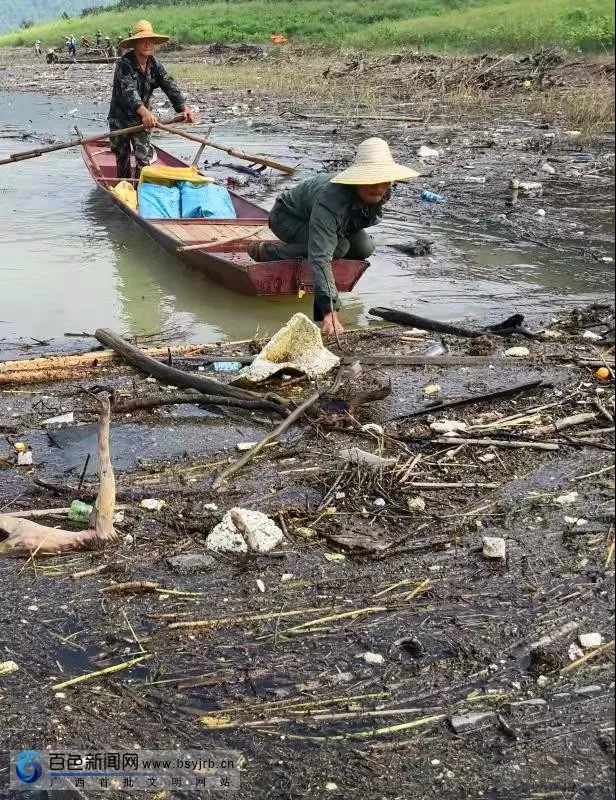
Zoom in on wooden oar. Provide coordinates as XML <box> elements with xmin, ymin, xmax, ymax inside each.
<box><xmin>177</xmin><ymin>229</ymin><xmax>269</xmax><ymax>252</ymax></box>
<box><xmin>0</xmin><ymin>115</ymin><xmax>183</xmax><ymax>167</ymax></box>
<box><xmin>155</xmin><ymin>121</ymin><xmax>296</xmax><ymax>175</ymax></box>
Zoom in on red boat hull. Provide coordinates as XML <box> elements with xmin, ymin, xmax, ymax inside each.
<box><xmin>80</xmin><ymin>139</ymin><xmax>369</xmax><ymax>297</ymax></box>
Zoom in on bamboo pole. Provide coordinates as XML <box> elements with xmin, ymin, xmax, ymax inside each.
<box><xmin>155</xmin><ymin>121</ymin><xmax>296</xmax><ymax>175</ymax></box>
<box><xmin>0</xmin><ymin>115</ymin><xmax>182</xmax><ymax>168</ymax></box>
<box><xmin>177</xmin><ymin>229</ymin><xmax>268</xmax><ymax>253</ymax></box>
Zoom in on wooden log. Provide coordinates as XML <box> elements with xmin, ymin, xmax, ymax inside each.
<box><xmin>111</xmin><ymin>392</ymin><xmax>287</xmax><ymax>416</ymax></box>
<box><xmin>156</xmin><ymin>122</ymin><xmax>296</xmax><ymax>175</ymax></box>
<box><xmin>94</xmin><ymin>328</ymin><xmax>285</xmax><ymax>411</ymax></box>
<box><xmin>390</xmin><ymin>380</ymin><xmax>545</xmax><ymax>421</ymax></box>
<box><xmin>369</xmin><ymin>308</ymin><xmax>536</xmax><ymax>339</ymax></box>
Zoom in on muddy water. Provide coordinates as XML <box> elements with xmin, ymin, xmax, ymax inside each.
<box><xmin>0</xmin><ymin>91</ymin><xmax>614</xmax><ymax>344</ymax></box>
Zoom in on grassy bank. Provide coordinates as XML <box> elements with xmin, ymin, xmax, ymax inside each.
<box><xmin>0</xmin><ymin>0</ymin><xmax>613</xmax><ymax>54</ymax></box>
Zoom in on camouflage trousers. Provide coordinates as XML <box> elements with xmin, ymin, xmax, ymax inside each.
<box><xmin>109</xmin><ymin>124</ymin><xmax>153</xmax><ymax>180</ymax></box>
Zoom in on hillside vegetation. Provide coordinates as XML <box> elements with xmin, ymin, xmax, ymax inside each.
<box><xmin>0</xmin><ymin>0</ymin><xmax>613</xmax><ymax>53</ymax></box>
<box><xmin>0</xmin><ymin>0</ymin><xmax>117</xmax><ymax>35</ymax></box>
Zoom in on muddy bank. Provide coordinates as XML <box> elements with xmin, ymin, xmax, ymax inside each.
<box><xmin>1</xmin><ymin>307</ymin><xmax>615</xmax><ymax>798</ymax></box>
<box><xmin>0</xmin><ymin>48</ymin><xmax>614</xmax><ymax>343</ymax></box>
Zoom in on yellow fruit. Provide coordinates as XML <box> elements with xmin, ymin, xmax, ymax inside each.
<box><xmin>14</xmin><ymin>442</ymin><xmax>27</xmax><ymax>453</ymax></box>
<box><xmin>595</xmin><ymin>367</ymin><xmax>611</xmax><ymax>381</ymax></box>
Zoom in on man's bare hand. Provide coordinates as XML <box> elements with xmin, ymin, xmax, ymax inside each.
<box><xmin>180</xmin><ymin>106</ymin><xmax>197</xmax><ymax>124</ymax></box>
<box><xmin>322</xmin><ymin>311</ymin><xmax>345</xmax><ymax>337</ymax></box>
<box><xmin>138</xmin><ymin>107</ymin><xmax>157</xmax><ymax>129</ymax></box>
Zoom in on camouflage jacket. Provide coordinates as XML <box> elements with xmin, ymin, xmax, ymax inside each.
<box><xmin>108</xmin><ymin>51</ymin><xmax>185</xmax><ymax>127</ymax></box>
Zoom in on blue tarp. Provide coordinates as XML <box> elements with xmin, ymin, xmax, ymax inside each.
<box><xmin>179</xmin><ymin>182</ymin><xmax>237</xmax><ymax>219</ymax></box>
<box><xmin>138</xmin><ymin>183</ymin><xmax>181</xmax><ymax>219</ymax></box>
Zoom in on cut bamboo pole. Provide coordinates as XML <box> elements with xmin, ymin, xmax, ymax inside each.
<box><xmin>0</xmin><ymin>115</ymin><xmax>182</xmax><ymax>167</ymax></box>
<box><xmin>155</xmin><ymin>121</ymin><xmax>296</xmax><ymax>174</ymax></box>
<box><xmin>177</xmin><ymin>229</ymin><xmax>268</xmax><ymax>253</ymax></box>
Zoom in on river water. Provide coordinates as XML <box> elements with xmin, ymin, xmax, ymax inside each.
<box><xmin>0</xmin><ymin>90</ymin><xmax>614</xmax><ymax>344</ymax></box>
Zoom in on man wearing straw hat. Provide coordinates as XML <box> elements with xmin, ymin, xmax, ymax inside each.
<box><xmin>108</xmin><ymin>20</ymin><xmax>196</xmax><ymax>180</ymax></box>
<box><xmin>249</xmin><ymin>137</ymin><xmax>418</xmax><ymax>336</ymax></box>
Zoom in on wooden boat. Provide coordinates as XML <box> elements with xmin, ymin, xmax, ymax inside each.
<box><xmin>81</xmin><ymin>140</ymin><xmax>369</xmax><ymax>297</ymax></box>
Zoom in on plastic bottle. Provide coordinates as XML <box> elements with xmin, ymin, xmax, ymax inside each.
<box><xmin>68</xmin><ymin>500</ymin><xmax>94</xmax><ymax>522</ymax></box>
<box><xmin>420</xmin><ymin>190</ymin><xmax>445</xmax><ymax>204</ymax></box>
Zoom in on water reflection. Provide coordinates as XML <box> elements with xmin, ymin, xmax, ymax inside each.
<box><xmin>83</xmin><ymin>190</ymin><xmax>366</xmax><ymax>341</ymax></box>
<box><xmin>1</xmin><ymin>90</ymin><xmax>614</xmax><ymax>345</ymax></box>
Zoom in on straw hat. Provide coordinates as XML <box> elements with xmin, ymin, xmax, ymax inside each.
<box><xmin>120</xmin><ymin>20</ymin><xmax>169</xmax><ymax>48</ymax></box>
<box><xmin>331</xmin><ymin>137</ymin><xmax>419</xmax><ymax>185</ymax></box>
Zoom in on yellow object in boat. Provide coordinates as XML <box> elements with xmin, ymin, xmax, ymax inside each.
<box><xmin>111</xmin><ymin>180</ymin><xmax>138</xmax><ymax>210</ymax></box>
<box><xmin>138</xmin><ymin>165</ymin><xmax>214</xmax><ymax>187</ymax></box>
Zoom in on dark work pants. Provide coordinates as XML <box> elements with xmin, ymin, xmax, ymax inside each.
<box><xmin>109</xmin><ymin>127</ymin><xmax>153</xmax><ymax>180</ymax></box>
<box><xmin>262</xmin><ymin>201</ymin><xmax>376</xmax><ymax>320</ymax></box>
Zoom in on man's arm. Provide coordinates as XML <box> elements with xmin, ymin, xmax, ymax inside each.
<box><xmin>308</xmin><ymin>202</ymin><xmax>344</xmax><ymax>335</ymax></box>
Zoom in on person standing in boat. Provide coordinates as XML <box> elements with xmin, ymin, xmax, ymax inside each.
<box><xmin>248</xmin><ymin>138</ymin><xmax>418</xmax><ymax>336</ymax></box>
<box><xmin>108</xmin><ymin>20</ymin><xmax>196</xmax><ymax>181</ymax></box>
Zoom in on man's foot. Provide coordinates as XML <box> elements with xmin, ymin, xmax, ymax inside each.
<box><xmin>248</xmin><ymin>241</ymin><xmax>268</xmax><ymax>262</ymax></box>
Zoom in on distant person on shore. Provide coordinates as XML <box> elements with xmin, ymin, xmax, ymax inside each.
<box><xmin>81</xmin><ymin>35</ymin><xmax>92</xmax><ymax>51</ymax></box>
<box><xmin>68</xmin><ymin>35</ymin><xmax>77</xmax><ymax>57</ymax></box>
<box><xmin>248</xmin><ymin>138</ymin><xmax>418</xmax><ymax>335</ymax></box>
<box><xmin>105</xmin><ymin>36</ymin><xmax>115</xmax><ymax>57</ymax></box>
<box><xmin>34</xmin><ymin>40</ymin><xmax>42</xmax><ymax>56</ymax></box>
<box><xmin>108</xmin><ymin>20</ymin><xmax>196</xmax><ymax>180</ymax></box>
<box><xmin>96</xmin><ymin>29</ymin><xmax>103</xmax><ymax>47</ymax></box>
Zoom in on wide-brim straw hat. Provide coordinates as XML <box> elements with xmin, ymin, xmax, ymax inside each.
<box><xmin>120</xmin><ymin>20</ymin><xmax>169</xmax><ymax>48</ymax></box>
<box><xmin>331</xmin><ymin>137</ymin><xmax>419</xmax><ymax>185</ymax></box>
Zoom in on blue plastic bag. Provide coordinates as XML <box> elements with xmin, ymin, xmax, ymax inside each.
<box><xmin>138</xmin><ymin>183</ymin><xmax>181</xmax><ymax>219</ymax></box>
<box><xmin>179</xmin><ymin>182</ymin><xmax>237</xmax><ymax>219</ymax></box>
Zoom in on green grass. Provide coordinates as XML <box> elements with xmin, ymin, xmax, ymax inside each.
<box><xmin>0</xmin><ymin>0</ymin><xmax>613</xmax><ymax>53</ymax></box>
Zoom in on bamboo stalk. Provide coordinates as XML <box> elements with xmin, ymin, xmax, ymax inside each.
<box><xmin>155</xmin><ymin>121</ymin><xmax>296</xmax><ymax>175</ymax></box>
<box><xmin>168</xmin><ymin>607</ymin><xmax>327</xmax><ymax>631</ymax></box>
<box><xmin>560</xmin><ymin>640</ymin><xmax>614</xmax><ymax>674</ymax></box>
<box><xmin>52</xmin><ymin>654</ymin><xmax>151</xmax><ymax>690</ymax></box>
<box><xmin>0</xmin><ymin>116</ymin><xmax>182</xmax><ymax>168</ymax></box>
<box><xmin>177</xmin><ymin>229</ymin><xmax>268</xmax><ymax>253</ymax></box>
<box><xmin>212</xmin><ymin>387</ymin><xmax>323</xmax><ymax>489</ymax></box>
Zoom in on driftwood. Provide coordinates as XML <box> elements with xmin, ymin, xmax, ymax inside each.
<box><xmin>111</xmin><ymin>392</ymin><xmax>288</xmax><ymax>416</ymax></box>
<box><xmin>433</xmin><ymin>436</ymin><xmax>559</xmax><ymax>451</ymax></box>
<box><xmin>94</xmin><ymin>328</ymin><xmax>287</xmax><ymax>414</ymax></box>
<box><xmin>390</xmin><ymin>380</ymin><xmax>545</xmax><ymax>421</ymax></box>
<box><xmin>0</xmin><ymin>395</ymin><xmax>116</xmax><ymax>555</ymax></box>
<box><xmin>213</xmin><ymin>389</ymin><xmax>321</xmax><ymax>490</ymax></box>
<box><xmin>213</xmin><ymin>369</ymin><xmax>345</xmax><ymax>489</ymax></box>
<box><xmin>369</xmin><ymin>308</ymin><xmax>537</xmax><ymax>339</ymax></box>
<box><xmin>527</xmin><ymin>412</ymin><xmax>597</xmax><ymax>438</ymax></box>
<box><xmin>0</xmin><ymin>343</ymin><xmax>209</xmax><ymax>386</ymax></box>
<box><xmin>342</xmin><ymin>355</ymin><xmax>504</xmax><ymax>367</ymax></box>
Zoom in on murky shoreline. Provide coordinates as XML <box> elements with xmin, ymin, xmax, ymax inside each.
<box><xmin>1</xmin><ymin>88</ymin><xmax>614</xmax><ymax>346</ymax></box>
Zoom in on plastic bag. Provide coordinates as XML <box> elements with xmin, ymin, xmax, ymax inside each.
<box><xmin>111</xmin><ymin>180</ymin><xmax>138</xmax><ymax>211</ymax></box>
<box><xmin>138</xmin><ymin>182</ymin><xmax>181</xmax><ymax>219</ymax></box>
<box><xmin>179</xmin><ymin>182</ymin><xmax>237</xmax><ymax>219</ymax></box>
